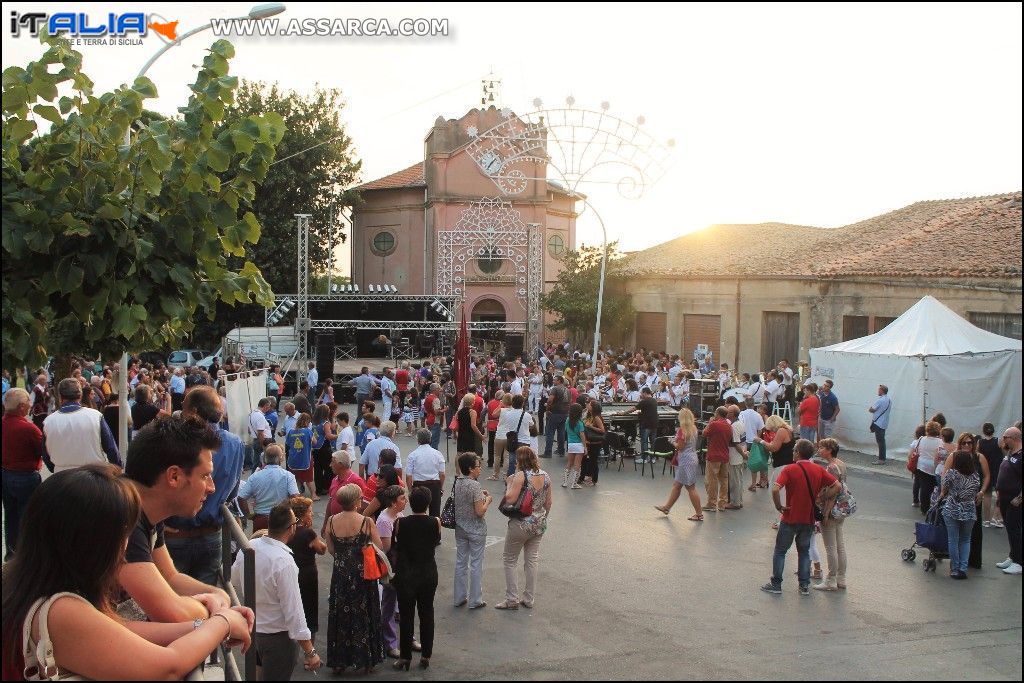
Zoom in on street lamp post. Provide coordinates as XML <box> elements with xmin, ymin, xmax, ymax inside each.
<box><xmin>115</xmin><ymin>4</ymin><xmax>288</xmax><ymax>483</ymax></box>
<box><xmin>585</xmin><ymin>198</ymin><xmax>609</xmax><ymax>375</ymax></box>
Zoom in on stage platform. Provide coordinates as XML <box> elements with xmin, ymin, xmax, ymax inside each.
<box><xmin>332</xmin><ymin>356</ymin><xmax>432</xmax><ymax>375</ymax></box>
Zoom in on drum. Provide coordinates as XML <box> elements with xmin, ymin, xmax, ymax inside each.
<box><xmin>723</xmin><ymin>388</ymin><xmax>747</xmax><ymax>403</ymax></box>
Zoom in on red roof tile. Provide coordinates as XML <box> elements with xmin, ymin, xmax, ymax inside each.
<box><xmin>623</xmin><ymin>192</ymin><xmax>1022</xmax><ymax>280</ymax></box>
<box><xmin>356</xmin><ymin>162</ymin><xmax>425</xmax><ymax>191</ymax></box>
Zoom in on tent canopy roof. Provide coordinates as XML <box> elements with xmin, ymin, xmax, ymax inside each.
<box><xmin>814</xmin><ymin>296</ymin><xmax>1022</xmax><ymax>357</ymax></box>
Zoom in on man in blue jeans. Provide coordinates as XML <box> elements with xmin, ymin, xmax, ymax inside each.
<box><xmin>543</xmin><ymin>375</ymin><xmax>571</xmax><ymax>458</ymax></box>
<box><xmin>165</xmin><ymin>386</ymin><xmax>245</xmax><ymax>585</ymax></box>
<box><xmin>1</xmin><ymin>388</ymin><xmax>43</xmax><ymax>561</ymax></box>
<box><xmin>614</xmin><ymin>387</ymin><xmax>659</xmax><ymax>463</ymax></box>
<box><xmin>760</xmin><ymin>439</ymin><xmax>840</xmax><ymax>594</ymax></box>
<box><xmin>868</xmin><ymin>384</ymin><xmax>892</xmax><ymax>465</ymax></box>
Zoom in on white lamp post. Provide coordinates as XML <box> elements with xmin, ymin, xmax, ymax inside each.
<box><xmin>117</xmin><ymin>3</ymin><xmax>287</xmax><ymax>457</ymax></box>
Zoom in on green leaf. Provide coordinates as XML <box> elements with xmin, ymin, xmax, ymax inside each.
<box><xmin>139</xmin><ymin>163</ymin><xmax>162</xmax><ymax>194</ymax></box>
<box><xmin>130</xmin><ymin>304</ymin><xmax>148</xmax><ymax>322</ymax></box>
<box><xmin>9</xmin><ymin>118</ymin><xmax>37</xmax><ymax>143</ymax></box>
<box><xmin>32</xmin><ymin>104</ymin><xmax>63</xmax><ymax>124</ymax></box>
<box><xmin>206</xmin><ymin>141</ymin><xmax>230</xmax><ymax>172</ymax></box>
<box><xmin>132</xmin><ymin>76</ymin><xmax>158</xmax><ymax>98</ymax></box>
<box><xmin>228</xmin><ymin>127</ymin><xmax>254</xmax><ymax>154</ymax></box>
<box><xmin>56</xmin><ymin>256</ymin><xmax>85</xmax><ymax>291</ymax></box>
<box><xmin>97</xmin><ymin>203</ymin><xmax>123</xmax><ymax>220</ymax></box>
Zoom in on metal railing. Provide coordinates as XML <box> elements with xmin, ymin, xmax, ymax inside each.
<box><xmin>218</xmin><ymin>504</ymin><xmax>257</xmax><ymax>681</ymax></box>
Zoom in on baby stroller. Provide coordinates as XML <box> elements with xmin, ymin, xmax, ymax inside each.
<box><xmin>901</xmin><ymin>498</ymin><xmax>949</xmax><ymax>572</ymax></box>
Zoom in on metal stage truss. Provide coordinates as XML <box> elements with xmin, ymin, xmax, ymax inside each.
<box><xmin>271</xmin><ymin>294</ymin><xmax>461</xmax><ymax>305</ymax></box>
<box><xmin>310</xmin><ymin>320</ymin><xmax>527</xmax><ymax>333</ymax></box>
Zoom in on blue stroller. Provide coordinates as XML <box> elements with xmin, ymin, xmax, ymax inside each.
<box><xmin>901</xmin><ymin>497</ymin><xmax>949</xmax><ymax>572</ymax></box>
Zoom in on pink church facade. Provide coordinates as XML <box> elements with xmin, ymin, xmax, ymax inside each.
<box><xmin>351</xmin><ymin>106</ymin><xmax>578</xmax><ymax>348</ymax></box>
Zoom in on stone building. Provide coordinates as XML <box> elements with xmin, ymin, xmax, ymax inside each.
<box><xmin>350</xmin><ymin>106</ymin><xmax>579</xmax><ymax>352</ymax></box>
<box><xmin>619</xmin><ymin>192</ymin><xmax>1022</xmax><ymax>372</ymax></box>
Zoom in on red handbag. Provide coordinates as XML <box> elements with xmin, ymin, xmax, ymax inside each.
<box><xmin>906</xmin><ymin>441</ymin><xmax>920</xmax><ymax>473</ymax></box>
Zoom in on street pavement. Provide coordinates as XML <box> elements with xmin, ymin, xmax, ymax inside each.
<box><xmin>290</xmin><ymin>425</ymin><xmax>1022</xmax><ymax>681</ymax></box>
<box><xmin>4</xmin><ymin>413</ymin><xmax>1019</xmax><ymax>680</ymax></box>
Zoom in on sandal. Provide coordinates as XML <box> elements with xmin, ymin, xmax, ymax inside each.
<box><xmin>494</xmin><ymin>600</ymin><xmax>519</xmax><ymax>610</ymax></box>
<box><xmin>486</xmin><ymin>475</ymin><xmax>499</xmax><ymax>481</ymax></box>
<box><xmin>747</xmin><ymin>484</ymin><xmax>757</xmax><ymax>492</ymax></box>
<box><xmin>770</xmin><ymin>522</ymin><xmax>779</xmax><ymax>530</ymax></box>
<box><xmin>701</xmin><ymin>505</ymin><xmax>716</xmax><ymax>511</ymax></box>
<box><xmin>654</xmin><ymin>505</ymin><xmax>670</xmax><ymax>515</ymax></box>
<box><xmin>687</xmin><ymin>514</ymin><xmax>704</xmax><ymax>522</ymax></box>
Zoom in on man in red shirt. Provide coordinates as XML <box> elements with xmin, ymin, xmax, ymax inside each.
<box><xmin>2</xmin><ymin>388</ymin><xmax>44</xmax><ymax>560</ymax></box>
<box><xmin>798</xmin><ymin>383</ymin><xmax>820</xmax><ymax>443</ymax></box>
<box><xmin>424</xmin><ymin>382</ymin><xmax>444</xmax><ymax>449</ymax></box>
<box><xmin>702</xmin><ymin>407</ymin><xmax>733</xmax><ymax>512</ymax></box>
<box><xmin>761</xmin><ymin>439</ymin><xmax>841</xmax><ymax>595</ymax></box>
<box><xmin>395</xmin><ymin>362</ymin><xmax>411</xmax><ymax>410</ymax></box>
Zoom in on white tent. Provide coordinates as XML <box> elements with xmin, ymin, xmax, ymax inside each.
<box><xmin>809</xmin><ymin>296</ymin><xmax>1022</xmax><ymax>456</ymax></box>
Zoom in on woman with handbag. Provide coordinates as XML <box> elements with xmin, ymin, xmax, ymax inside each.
<box><xmin>456</xmin><ymin>394</ymin><xmax>483</xmax><ymax>457</ymax></box>
<box><xmin>488</xmin><ymin>393</ymin><xmax>513</xmax><ymax>477</ymax></box>
<box><xmin>495</xmin><ymin>447</ymin><xmax>553</xmax><ymax>611</ymax></box>
<box><xmin>391</xmin><ymin>487</ymin><xmax>442</xmax><ymax>671</ymax></box>
<box><xmin>580</xmin><ymin>400</ymin><xmax>606</xmax><ymax>487</ymax></box>
<box><xmin>1</xmin><ymin>464</ymin><xmax>254</xmax><ymax>680</ymax></box>
<box><xmin>814</xmin><ymin>439</ymin><xmax>849</xmax><ymax>591</ymax></box>
<box><xmin>491</xmin><ymin>395</ymin><xmax>531</xmax><ymax>481</ymax></box>
<box><xmin>655</xmin><ymin>407</ymin><xmax>704</xmax><ymax>520</ymax></box>
<box><xmin>915</xmin><ymin>421</ymin><xmax>946</xmax><ymax>516</ymax></box>
<box><xmin>325</xmin><ymin>484</ymin><xmax>387</xmax><ymax>674</ymax></box>
<box><xmin>453</xmin><ymin>453</ymin><xmax>492</xmax><ymax>609</ymax></box>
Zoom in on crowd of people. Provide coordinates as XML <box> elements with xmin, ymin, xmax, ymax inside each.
<box><xmin>2</xmin><ymin>341</ymin><xmax>1021</xmax><ymax>679</ymax></box>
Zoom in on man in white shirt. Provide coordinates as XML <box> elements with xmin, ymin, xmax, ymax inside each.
<box><xmin>247</xmin><ymin>398</ymin><xmax>274</xmax><ymax>470</ymax></box>
<box><xmin>232</xmin><ymin>502</ymin><xmax>321</xmax><ymax>679</ymax></box>
<box><xmin>509</xmin><ymin>370</ymin><xmax>524</xmax><ymax>398</ymax></box>
<box><xmin>277</xmin><ymin>402</ymin><xmax>298</xmax><ymax>439</ymax></box>
<box><xmin>305</xmin><ymin>362</ymin><xmax>318</xmax><ymax>397</ymax></box>
<box><xmin>764</xmin><ymin>371</ymin><xmax>782</xmax><ymax>406</ymax></box>
<box><xmin>405</xmin><ymin>428</ymin><xmax>447</xmax><ymax>517</ymax></box>
<box><xmin>739</xmin><ymin>398</ymin><xmax>765</xmax><ymax>443</ymax></box>
<box><xmin>778</xmin><ymin>359</ymin><xmax>795</xmax><ymax>402</ymax></box>
<box><xmin>337</xmin><ymin>412</ymin><xmax>355</xmax><ymax>453</ymax></box>
<box><xmin>359</xmin><ymin>420</ymin><xmax>403</xmax><ymax>479</ymax></box>
<box><xmin>380</xmin><ymin>368</ymin><xmax>397</xmax><ymax>422</ymax></box>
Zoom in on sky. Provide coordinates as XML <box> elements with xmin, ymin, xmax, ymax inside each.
<box><xmin>3</xmin><ymin>2</ymin><xmax>1021</xmax><ymax>275</ymax></box>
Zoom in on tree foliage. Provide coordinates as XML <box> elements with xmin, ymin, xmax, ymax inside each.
<box><xmin>540</xmin><ymin>242</ymin><xmax>634</xmax><ymax>346</ymax></box>
<box><xmin>2</xmin><ymin>33</ymin><xmax>283</xmax><ymax>368</ymax></box>
<box><xmin>191</xmin><ymin>82</ymin><xmax>362</xmax><ymax>347</ymax></box>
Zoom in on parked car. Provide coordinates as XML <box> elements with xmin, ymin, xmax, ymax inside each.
<box><xmin>137</xmin><ymin>351</ymin><xmax>168</xmax><ymax>367</ymax></box>
<box><xmin>167</xmin><ymin>349</ymin><xmax>209</xmax><ymax>370</ymax></box>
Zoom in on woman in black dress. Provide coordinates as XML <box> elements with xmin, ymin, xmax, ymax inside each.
<box><xmin>286</xmin><ymin>497</ymin><xmax>327</xmax><ymax>636</ymax></box>
<box><xmin>325</xmin><ymin>484</ymin><xmax>386</xmax><ymax>674</ymax></box>
<box><xmin>456</xmin><ymin>394</ymin><xmax>483</xmax><ymax>454</ymax></box>
<box><xmin>942</xmin><ymin>433</ymin><xmax>991</xmax><ymax>569</ymax></box>
<box><xmin>391</xmin><ymin>486</ymin><xmax>442</xmax><ymax>670</ymax></box>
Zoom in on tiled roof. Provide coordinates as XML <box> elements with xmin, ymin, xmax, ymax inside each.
<box><xmin>356</xmin><ymin>162</ymin><xmax>425</xmax><ymax>191</ymax></box>
<box><xmin>622</xmin><ymin>192</ymin><xmax>1022</xmax><ymax>280</ymax></box>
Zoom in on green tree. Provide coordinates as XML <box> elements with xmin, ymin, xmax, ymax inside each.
<box><xmin>192</xmin><ymin>82</ymin><xmax>362</xmax><ymax>347</ymax></box>
<box><xmin>2</xmin><ymin>34</ymin><xmax>282</xmax><ymax>369</ymax></box>
<box><xmin>541</xmin><ymin>242</ymin><xmax>634</xmax><ymax>346</ymax></box>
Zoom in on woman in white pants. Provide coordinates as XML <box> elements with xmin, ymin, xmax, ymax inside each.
<box><xmin>528</xmin><ymin>366</ymin><xmax>544</xmax><ymax>414</ymax></box>
<box><xmin>814</xmin><ymin>438</ymin><xmax>848</xmax><ymax>590</ymax></box>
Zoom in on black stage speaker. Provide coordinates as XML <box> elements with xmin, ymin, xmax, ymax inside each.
<box><xmin>505</xmin><ymin>334</ymin><xmax>524</xmax><ymax>360</ymax></box>
<box><xmin>315</xmin><ymin>333</ymin><xmax>335</xmax><ymax>381</ymax></box>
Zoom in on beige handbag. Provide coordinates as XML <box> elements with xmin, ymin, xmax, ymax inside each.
<box><xmin>21</xmin><ymin>592</ymin><xmax>91</xmax><ymax>681</ymax></box>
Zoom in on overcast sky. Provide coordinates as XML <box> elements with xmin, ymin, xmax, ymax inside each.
<box><xmin>3</xmin><ymin>2</ymin><xmax>1021</xmax><ymax>273</ymax></box>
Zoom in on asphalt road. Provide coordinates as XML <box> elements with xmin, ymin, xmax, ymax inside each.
<box><xmin>291</xmin><ymin>429</ymin><xmax>1023</xmax><ymax>681</ymax></box>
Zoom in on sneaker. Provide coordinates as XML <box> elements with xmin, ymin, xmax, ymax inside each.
<box><xmin>911</xmin><ymin>502</ymin><xmax>919</xmax><ymax>508</ymax></box>
<box><xmin>799</xmin><ymin>585</ymin><xmax>810</xmax><ymax>595</ymax></box>
<box><xmin>982</xmin><ymin>520</ymin><xmax>992</xmax><ymax>528</ymax></box>
<box><xmin>760</xmin><ymin>583</ymin><xmax>782</xmax><ymax>595</ymax></box>
<box><xmin>991</xmin><ymin>519</ymin><xmax>1004</xmax><ymax>528</ymax></box>
<box><xmin>1003</xmin><ymin>563</ymin><xmax>1023</xmax><ymax>575</ymax></box>
<box><xmin>870</xmin><ymin>460</ymin><xmax>886</xmax><ymax>465</ymax></box>
<box><xmin>996</xmin><ymin>558</ymin><xmax>1014</xmax><ymax>569</ymax></box>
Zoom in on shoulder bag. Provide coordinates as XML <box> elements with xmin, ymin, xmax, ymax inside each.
<box><xmin>906</xmin><ymin>438</ymin><xmax>920</xmax><ymax>473</ymax></box>
<box><xmin>584</xmin><ymin>418</ymin><xmax>606</xmax><ymax>445</ymax></box>
<box><xmin>796</xmin><ymin>461</ymin><xmax>825</xmax><ymax>523</ymax></box>
<box><xmin>869</xmin><ymin>399</ymin><xmax>890</xmax><ymax>433</ymax></box>
<box><xmin>440</xmin><ymin>478</ymin><xmax>458</xmax><ymax>529</ymax></box>
<box><xmin>22</xmin><ymin>592</ymin><xmax>92</xmax><ymax>681</ymax></box>
<box><xmin>360</xmin><ymin>518</ymin><xmax>393</xmax><ymax>583</ymax></box>
<box><xmin>506</xmin><ymin>409</ymin><xmax>527</xmax><ymax>454</ymax></box>
<box><xmin>498</xmin><ymin>472</ymin><xmax>533</xmax><ymax>518</ymax></box>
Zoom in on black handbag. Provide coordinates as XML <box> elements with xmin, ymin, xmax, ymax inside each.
<box><xmin>797</xmin><ymin>462</ymin><xmax>825</xmax><ymax>523</ymax></box>
<box><xmin>584</xmin><ymin>423</ymin><xmax>606</xmax><ymax>445</ymax></box>
<box><xmin>506</xmin><ymin>409</ymin><xmax>527</xmax><ymax>454</ymax></box>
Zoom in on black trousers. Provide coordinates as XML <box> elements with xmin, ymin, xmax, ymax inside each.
<box><xmin>1000</xmin><ymin>499</ymin><xmax>1022</xmax><ymax>565</ymax></box>
<box><xmin>397</xmin><ymin>575</ymin><xmax>437</xmax><ymax>660</ymax></box>
<box><xmin>487</xmin><ymin>430</ymin><xmax>496</xmax><ymax>467</ymax></box>
<box><xmin>414</xmin><ymin>480</ymin><xmax>443</xmax><ymax>518</ymax></box>
<box><xmin>255</xmin><ymin>631</ymin><xmax>298</xmax><ymax>681</ymax></box>
<box><xmin>915</xmin><ymin>469</ymin><xmax>937</xmax><ymax>517</ymax></box>
<box><xmin>580</xmin><ymin>442</ymin><xmax>603</xmax><ymax>484</ymax></box>
<box><xmin>313</xmin><ymin>443</ymin><xmax>333</xmax><ymax>494</ymax></box>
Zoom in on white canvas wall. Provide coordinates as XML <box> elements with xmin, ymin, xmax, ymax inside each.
<box><xmin>925</xmin><ymin>352</ymin><xmax>1022</xmax><ymax>440</ymax></box>
<box><xmin>225</xmin><ymin>373</ymin><xmax>268</xmax><ymax>444</ymax></box>
<box><xmin>811</xmin><ymin>350</ymin><xmax>924</xmax><ymax>455</ymax></box>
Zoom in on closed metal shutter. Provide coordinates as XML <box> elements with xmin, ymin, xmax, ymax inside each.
<box><xmin>683</xmin><ymin>314</ymin><xmax>722</xmax><ymax>362</ymax></box>
<box><xmin>635</xmin><ymin>312</ymin><xmax>667</xmax><ymax>353</ymax></box>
